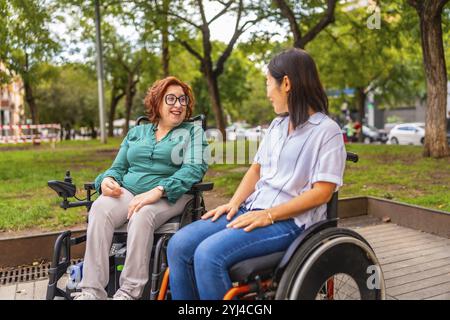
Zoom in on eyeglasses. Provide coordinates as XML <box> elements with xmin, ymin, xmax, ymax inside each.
<box><xmin>165</xmin><ymin>94</ymin><xmax>189</xmax><ymax>106</ymax></box>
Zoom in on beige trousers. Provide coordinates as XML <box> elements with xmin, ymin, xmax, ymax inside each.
<box><xmin>79</xmin><ymin>187</ymin><xmax>193</xmax><ymax>299</ymax></box>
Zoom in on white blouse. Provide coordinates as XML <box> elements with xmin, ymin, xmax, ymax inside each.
<box><xmin>243</xmin><ymin>112</ymin><xmax>347</xmax><ymax>229</ymax></box>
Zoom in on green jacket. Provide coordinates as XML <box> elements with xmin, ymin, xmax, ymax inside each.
<box><xmin>94</xmin><ymin>122</ymin><xmax>209</xmax><ymax>204</ymax></box>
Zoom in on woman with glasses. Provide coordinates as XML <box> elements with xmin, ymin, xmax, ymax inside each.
<box><xmin>73</xmin><ymin>76</ymin><xmax>209</xmax><ymax>300</ymax></box>
<box><xmin>167</xmin><ymin>48</ymin><xmax>347</xmax><ymax>300</ymax></box>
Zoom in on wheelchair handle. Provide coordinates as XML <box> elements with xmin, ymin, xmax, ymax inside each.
<box><xmin>346</xmin><ymin>152</ymin><xmax>359</xmax><ymax>163</ymax></box>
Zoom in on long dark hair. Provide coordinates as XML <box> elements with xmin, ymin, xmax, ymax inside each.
<box><xmin>268</xmin><ymin>48</ymin><xmax>328</xmax><ymax>128</ymax></box>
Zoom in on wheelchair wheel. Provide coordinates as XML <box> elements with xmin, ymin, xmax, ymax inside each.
<box><xmin>275</xmin><ymin>227</ymin><xmax>385</xmax><ymax>300</ymax></box>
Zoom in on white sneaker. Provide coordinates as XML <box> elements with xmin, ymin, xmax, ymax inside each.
<box><xmin>71</xmin><ymin>291</ymin><xmax>98</xmax><ymax>300</ymax></box>
<box><xmin>112</xmin><ymin>290</ymin><xmax>135</xmax><ymax>300</ymax></box>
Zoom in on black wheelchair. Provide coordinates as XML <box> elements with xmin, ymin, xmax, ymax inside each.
<box><xmin>46</xmin><ymin>114</ymin><xmax>213</xmax><ymax>300</ymax></box>
<box><xmin>46</xmin><ymin>114</ymin><xmax>385</xmax><ymax>300</ymax></box>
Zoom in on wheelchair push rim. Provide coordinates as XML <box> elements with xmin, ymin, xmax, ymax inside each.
<box><xmin>276</xmin><ymin>228</ymin><xmax>386</xmax><ymax>300</ymax></box>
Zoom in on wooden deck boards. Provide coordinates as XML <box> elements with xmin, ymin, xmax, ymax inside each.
<box><xmin>350</xmin><ymin>219</ymin><xmax>450</xmax><ymax>300</ymax></box>
<box><xmin>1</xmin><ymin>217</ymin><xmax>449</xmax><ymax>300</ymax></box>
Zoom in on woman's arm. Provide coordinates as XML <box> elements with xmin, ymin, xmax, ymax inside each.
<box><xmin>229</xmin><ymin>163</ymin><xmax>261</xmax><ymax>208</ymax></box>
<box><xmin>202</xmin><ymin>163</ymin><xmax>260</xmax><ymax>221</ymax></box>
<box><xmin>157</xmin><ymin>125</ymin><xmax>209</xmax><ymax>204</ymax></box>
<box><xmin>227</xmin><ymin>181</ymin><xmax>336</xmax><ymax>232</ymax></box>
<box><xmin>94</xmin><ymin>133</ymin><xmax>131</xmax><ymax>194</ymax></box>
<box><xmin>267</xmin><ymin>181</ymin><xmax>335</xmax><ymax>221</ymax></box>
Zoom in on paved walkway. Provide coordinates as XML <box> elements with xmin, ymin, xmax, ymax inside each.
<box><xmin>1</xmin><ymin>216</ymin><xmax>450</xmax><ymax>300</ymax></box>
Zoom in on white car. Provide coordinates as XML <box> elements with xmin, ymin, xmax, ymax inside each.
<box><xmin>388</xmin><ymin>123</ymin><xmax>425</xmax><ymax>145</ymax></box>
<box><xmin>245</xmin><ymin>126</ymin><xmax>266</xmax><ymax>141</ymax></box>
<box><xmin>226</xmin><ymin>123</ymin><xmax>249</xmax><ymax>141</ymax></box>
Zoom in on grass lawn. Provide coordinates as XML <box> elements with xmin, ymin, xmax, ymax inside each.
<box><xmin>0</xmin><ymin>139</ymin><xmax>122</xmax><ymax>232</ymax></box>
<box><xmin>0</xmin><ymin>139</ymin><xmax>449</xmax><ymax>232</ymax></box>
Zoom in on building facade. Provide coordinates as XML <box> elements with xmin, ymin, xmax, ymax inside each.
<box><xmin>0</xmin><ymin>63</ymin><xmax>24</xmax><ymax>126</ymax></box>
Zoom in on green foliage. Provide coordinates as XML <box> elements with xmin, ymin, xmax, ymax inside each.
<box><xmin>0</xmin><ymin>0</ymin><xmax>447</xmax><ymax>131</ymax></box>
<box><xmin>0</xmin><ymin>0</ymin><xmax>60</xmax><ymax>82</ymax></box>
<box><xmin>36</xmin><ymin>63</ymin><xmax>99</xmax><ymax>129</ymax></box>
<box><xmin>170</xmin><ymin>39</ymin><xmax>273</xmax><ymax>127</ymax></box>
<box><xmin>0</xmin><ymin>138</ymin><xmax>122</xmax><ymax>231</ymax></box>
<box><xmin>307</xmin><ymin>1</ymin><xmax>426</xmax><ymax>112</ymax></box>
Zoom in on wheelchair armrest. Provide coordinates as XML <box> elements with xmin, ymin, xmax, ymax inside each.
<box><xmin>189</xmin><ymin>182</ymin><xmax>214</xmax><ymax>192</ymax></box>
<box><xmin>346</xmin><ymin>152</ymin><xmax>359</xmax><ymax>163</ymax></box>
<box><xmin>84</xmin><ymin>182</ymin><xmax>95</xmax><ymax>190</ymax></box>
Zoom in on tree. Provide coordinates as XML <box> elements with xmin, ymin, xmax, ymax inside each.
<box><xmin>0</xmin><ymin>0</ymin><xmax>60</xmax><ymax>124</ymax></box>
<box><xmin>407</xmin><ymin>0</ymin><xmax>450</xmax><ymax>158</ymax></box>
<box><xmin>105</xmin><ymin>63</ymin><xmax>127</xmax><ymax>137</ymax></box>
<box><xmin>63</xmin><ymin>0</ymin><xmax>159</xmax><ymax>135</ymax></box>
<box><xmin>156</xmin><ymin>0</ymin><xmax>267</xmax><ymax>138</ymax></box>
<box><xmin>37</xmin><ymin>64</ymin><xmax>99</xmax><ymax>138</ymax></box>
<box><xmin>161</xmin><ymin>0</ymin><xmax>171</xmax><ymax>77</ymax></box>
<box><xmin>307</xmin><ymin>2</ymin><xmax>425</xmax><ymax>139</ymax></box>
<box><xmin>108</xmin><ymin>40</ymin><xmax>145</xmax><ymax>134</ymax></box>
<box><xmin>272</xmin><ymin>0</ymin><xmax>338</xmax><ymax>49</ymax></box>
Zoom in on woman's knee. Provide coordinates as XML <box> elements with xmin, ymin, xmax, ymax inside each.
<box><xmin>128</xmin><ymin>208</ymin><xmax>157</xmax><ymax>230</ymax></box>
<box><xmin>89</xmin><ymin>196</ymin><xmax>120</xmax><ymax>224</ymax></box>
<box><xmin>167</xmin><ymin>227</ymin><xmax>197</xmax><ymax>260</ymax></box>
<box><xmin>193</xmin><ymin>237</ymin><xmax>222</xmax><ymax>270</ymax></box>
<box><xmin>89</xmin><ymin>198</ymin><xmax>109</xmax><ymax>218</ymax></box>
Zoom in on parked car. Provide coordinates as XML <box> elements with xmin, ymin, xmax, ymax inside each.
<box><xmin>388</xmin><ymin>123</ymin><xmax>425</xmax><ymax>145</ymax></box>
<box><xmin>245</xmin><ymin>126</ymin><xmax>266</xmax><ymax>141</ymax></box>
<box><xmin>362</xmin><ymin>125</ymin><xmax>388</xmax><ymax>144</ymax></box>
<box><xmin>341</xmin><ymin>124</ymin><xmax>387</xmax><ymax>143</ymax></box>
<box><xmin>205</xmin><ymin>127</ymin><xmax>222</xmax><ymax>141</ymax></box>
<box><xmin>226</xmin><ymin>123</ymin><xmax>249</xmax><ymax>141</ymax></box>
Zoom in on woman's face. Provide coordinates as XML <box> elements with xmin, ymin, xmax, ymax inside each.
<box><xmin>159</xmin><ymin>85</ymin><xmax>188</xmax><ymax>127</ymax></box>
<box><xmin>266</xmin><ymin>72</ymin><xmax>289</xmax><ymax>114</ymax></box>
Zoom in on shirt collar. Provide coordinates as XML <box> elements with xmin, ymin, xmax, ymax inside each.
<box><xmin>279</xmin><ymin>112</ymin><xmax>327</xmax><ymax>127</ymax></box>
<box><xmin>307</xmin><ymin>112</ymin><xmax>327</xmax><ymax>125</ymax></box>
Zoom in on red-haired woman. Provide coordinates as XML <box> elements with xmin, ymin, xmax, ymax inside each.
<box><xmin>73</xmin><ymin>77</ymin><xmax>209</xmax><ymax>300</ymax></box>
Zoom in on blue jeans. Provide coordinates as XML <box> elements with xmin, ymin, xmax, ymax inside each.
<box><xmin>167</xmin><ymin>206</ymin><xmax>305</xmax><ymax>300</ymax></box>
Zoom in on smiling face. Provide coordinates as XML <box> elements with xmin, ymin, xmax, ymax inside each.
<box><xmin>266</xmin><ymin>71</ymin><xmax>289</xmax><ymax>114</ymax></box>
<box><xmin>158</xmin><ymin>85</ymin><xmax>188</xmax><ymax>128</ymax></box>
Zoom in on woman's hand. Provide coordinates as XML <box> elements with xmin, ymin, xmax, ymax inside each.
<box><xmin>127</xmin><ymin>187</ymin><xmax>164</xmax><ymax>219</ymax></box>
<box><xmin>226</xmin><ymin>210</ymin><xmax>272</xmax><ymax>232</ymax></box>
<box><xmin>101</xmin><ymin>177</ymin><xmax>123</xmax><ymax>198</ymax></box>
<box><xmin>201</xmin><ymin>202</ymin><xmax>240</xmax><ymax>222</ymax></box>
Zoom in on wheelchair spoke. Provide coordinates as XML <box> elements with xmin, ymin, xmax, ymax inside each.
<box><xmin>315</xmin><ymin>274</ymin><xmax>361</xmax><ymax>300</ymax></box>
<box><xmin>334</xmin><ymin>274</ymin><xmax>360</xmax><ymax>300</ymax></box>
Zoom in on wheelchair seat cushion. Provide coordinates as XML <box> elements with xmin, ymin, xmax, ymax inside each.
<box><xmin>114</xmin><ymin>214</ymin><xmax>182</xmax><ymax>234</ymax></box>
<box><xmin>229</xmin><ymin>251</ymin><xmax>285</xmax><ymax>283</ymax></box>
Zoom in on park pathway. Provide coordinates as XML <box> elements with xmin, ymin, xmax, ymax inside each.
<box><xmin>1</xmin><ymin>215</ymin><xmax>450</xmax><ymax>300</ymax></box>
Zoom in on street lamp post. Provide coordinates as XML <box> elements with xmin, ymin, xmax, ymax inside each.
<box><xmin>94</xmin><ymin>0</ymin><xmax>106</xmax><ymax>143</ymax></box>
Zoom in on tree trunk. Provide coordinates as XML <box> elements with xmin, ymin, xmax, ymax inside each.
<box><xmin>23</xmin><ymin>54</ymin><xmax>39</xmax><ymax>125</ymax></box>
<box><xmin>416</xmin><ymin>2</ymin><xmax>450</xmax><ymax>158</ymax></box>
<box><xmin>205</xmin><ymin>71</ymin><xmax>226</xmax><ymax>140</ymax></box>
<box><xmin>356</xmin><ymin>87</ymin><xmax>366</xmax><ymax>143</ymax></box>
<box><xmin>161</xmin><ymin>0</ymin><xmax>170</xmax><ymax>77</ymax></box>
<box><xmin>23</xmin><ymin>79</ymin><xmax>39</xmax><ymax>125</ymax></box>
<box><xmin>108</xmin><ymin>87</ymin><xmax>125</xmax><ymax>137</ymax></box>
<box><xmin>124</xmin><ymin>74</ymin><xmax>137</xmax><ymax>135</ymax></box>
<box><xmin>90</xmin><ymin>122</ymin><xmax>97</xmax><ymax>139</ymax></box>
<box><xmin>64</xmin><ymin>123</ymin><xmax>71</xmax><ymax>140</ymax></box>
